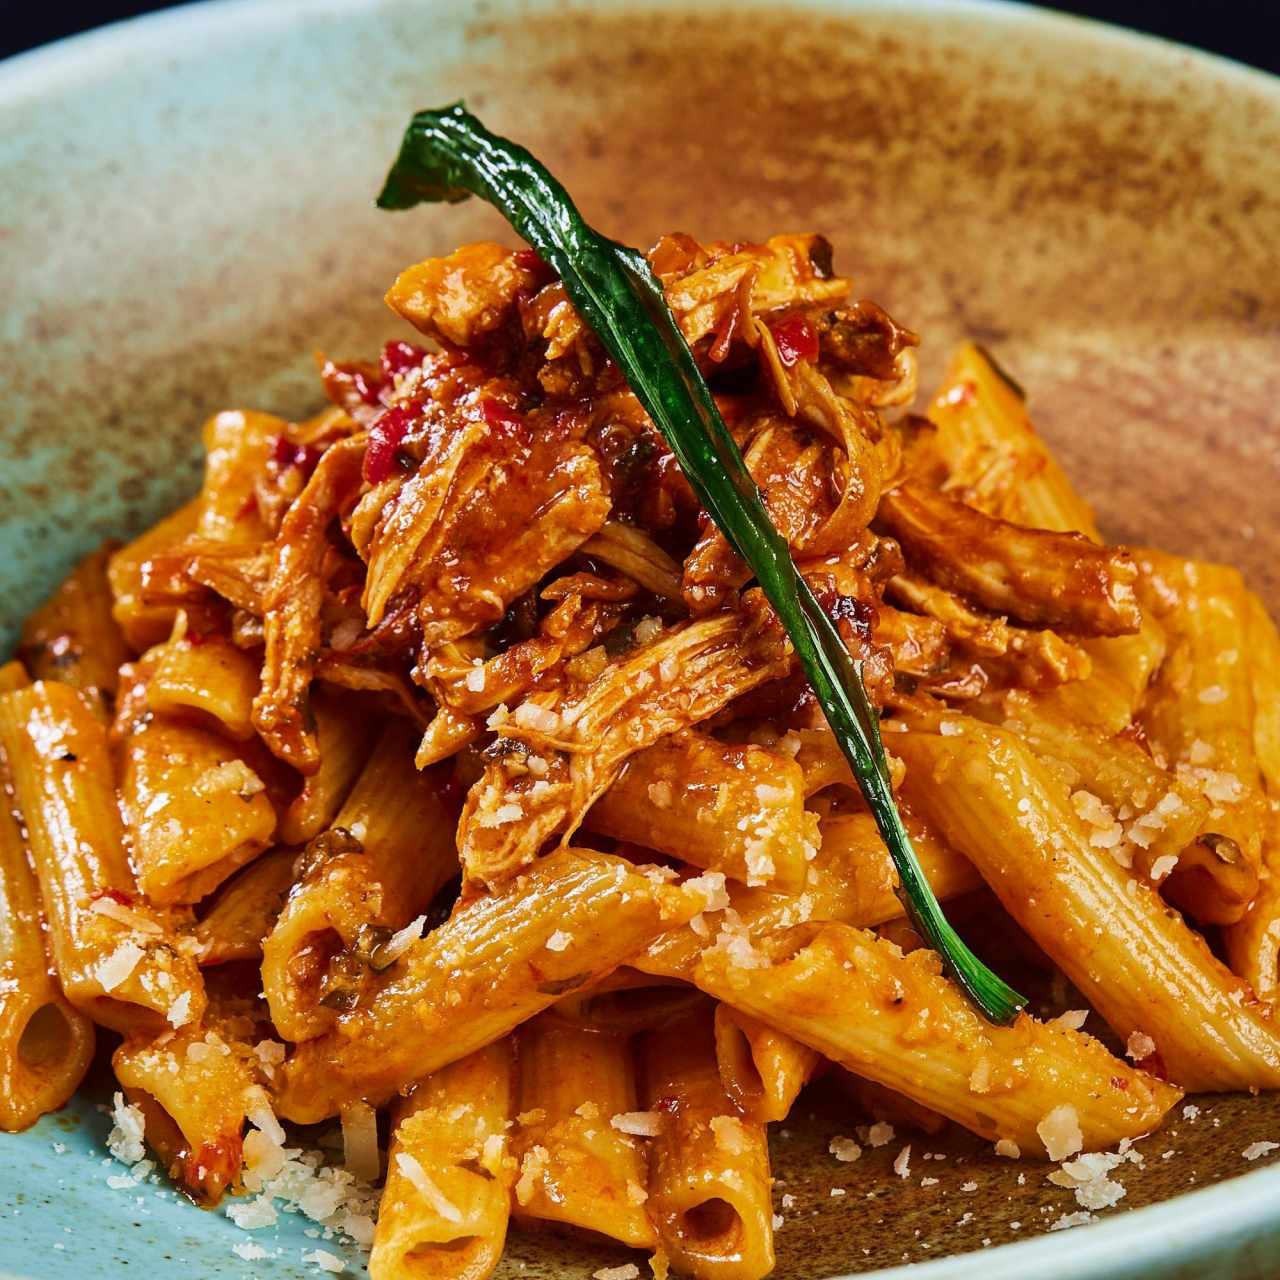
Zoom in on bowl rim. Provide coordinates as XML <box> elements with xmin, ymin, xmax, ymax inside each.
<box><xmin>3</xmin><ymin>1</ymin><xmax>1280</xmax><ymax>1278</ymax></box>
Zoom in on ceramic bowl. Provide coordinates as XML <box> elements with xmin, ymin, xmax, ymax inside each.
<box><xmin>1</xmin><ymin>2</ymin><xmax>1279</xmax><ymax>1277</ymax></box>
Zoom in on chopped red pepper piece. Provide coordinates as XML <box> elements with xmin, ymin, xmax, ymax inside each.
<box><xmin>769</xmin><ymin>314</ymin><xmax>820</xmax><ymax>368</ymax></box>
<box><xmin>380</xmin><ymin>340</ymin><xmax>427</xmax><ymax>381</ymax></box>
<box><xmin>480</xmin><ymin>396</ymin><xmax>527</xmax><ymax>442</ymax></box>
<box><xmin>364</xmin><ymin>404</ymin><xmax>416</xmax><ymax>484</ymax></box>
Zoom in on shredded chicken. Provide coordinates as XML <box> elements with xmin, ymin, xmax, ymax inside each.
<box><xmin>878</xmin><ymin>481</ymin><xmax>1141</xmax><ymax>636</ymax></box>
<box><xmin>457</xmin><ymin>597</ymin><xmax>791</xmax><ymax>889</ymax></box>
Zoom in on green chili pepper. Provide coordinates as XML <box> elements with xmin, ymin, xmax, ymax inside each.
<box><xmin>377</xmin><ymin>102</ymin><xmax>1024</xmax><ymax>1023</ymax></box>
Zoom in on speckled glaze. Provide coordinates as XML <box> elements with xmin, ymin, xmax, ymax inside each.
<box><xmin>1</xmin><ymin>1</ymin><xmax>1279</xmax><ymax>1277</ymax></box>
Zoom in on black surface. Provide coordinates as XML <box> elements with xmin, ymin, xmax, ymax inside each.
<box><xmin>2</xmin><ymin>0</ymin><xmax>1279</xmax><ymax>75</ymax></box>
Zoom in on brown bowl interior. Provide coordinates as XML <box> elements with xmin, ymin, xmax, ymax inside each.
<box><xmin>3</xmin><ymin>4</ymin><xmax>1280</xmax><ymax>1276</ymax></box>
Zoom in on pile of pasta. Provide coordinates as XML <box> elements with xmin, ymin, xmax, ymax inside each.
<box><xmin>3</xmin><ymin>231</ymin><xmax>1279</xmax><ymax>1280</ymax></box>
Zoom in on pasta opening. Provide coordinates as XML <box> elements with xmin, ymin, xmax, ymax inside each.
<box><xmin>681</xmin><ymin>1197</ymin><xmax>743</xmax><ymax>1252</ymax></box>
<box><xmin>16</xmin><ymin>1002</ymin><xmax>75</xmax><ymax>1070</ymax></box>
<box><xmin>401</xmin><ymin>1236</ymin><xmax>485</xmax><ymax>1277</ymax></box>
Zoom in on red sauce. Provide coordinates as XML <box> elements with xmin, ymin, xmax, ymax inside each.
<box><xmin>769</xmin><ymin>314</ymin><xmax>820</xmax><ymax>367</ymax></box>
<box><xmin>364</xmin><ymin>404</ymin><xmax>416</xmax><ymax>485</ymax></box>
<box><xmin>480</xmin><ymin>396</ymin><xmax>528</xmax><ymax>444</ymax></box>
<box><xmin>89</xmin><ymin>887</ymin><xmax>135</xmax><ymax>907</ymax></box>
<box><xmin>380</xmin><ymin>339</ymin><xmax>427</xmax><ymax>381</ymax></box>
<box><xmin>271</xmin><ymin>436</ymin><xmax>322</xmax><ymax>476</ymax></box>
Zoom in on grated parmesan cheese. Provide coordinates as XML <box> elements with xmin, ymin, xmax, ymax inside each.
<box><xmin>611</xmin><ymin>1111</ymin><xmax>664</xmax><ymax>1138</ymax></box>
<box><xmin>1052</xmin><ymin>1009</ymin><xmax>1089</xmax><ymax>1032</ymax></box>
<box><xmin>396</xmin><ymin>1151</ymin><xmax>461</xmax><ymax>1222</ymax></box>
<box><xmin>1243</xmin><ymin>1141</ymin><xmax>1280</xmax><ymax>1161</ymax></box>
<box><xmin>710</xmin><ymin>1115</ymin><xmax>749</xmax><ymax>1155</ymax></box>
<box><xmin>1037</xmin><ymin>1105</ymin><xmax>1084</xmax><ymax>1162</ymax></box>
<box><xmin>89</xmin><ymin>897</ymin><xmax>162</xmax><ymax>935</ymax></box>
<box><xmin>829</xmin><ymin>1136</ymin><xmax>862</xmax><ymax>1163</ymax></box>
<box><xmin>515</xmin><ymin>1145</ymin><xmax>549</xmax><ymax>1205</ymax></box>
<box><xmin>107</xmin><ymin>1093</ymin><xmax>146</xmax><ymax>1166</ymax></box>
<box><xmin>1126</xmin><ymin>1031</ymin><xmax>1157</xmax><ymax>1062</ymax></box>
<box><xmin>893</xmin><ymin>1145</ymin><xmax>912</xmax><ymax>1178</ymax></box>
<box><xmin>301</xmin><ymin>1248</ymin><xmax>345</xmax><ymax>1273</ymax></box>
<box><xmin>648</xmin><ymin>781</ymin><xmax>674</xmax><ymax>809</ymax></box>
<box><xmin>97</xmin><ymin>941</ymin><xmax>145</xmax><ymax>992</ymax></box>
<box><xmin>866</xmin><ymin>1122</ymin><xmax>895</xmax><ymax>1148</ymax></box>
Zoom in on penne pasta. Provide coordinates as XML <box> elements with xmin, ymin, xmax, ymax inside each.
<box><xmin>970</xmin><ymin>692</ymin><xmax>1211</xmax><ymax>886</ymax></box>
<box><xmin>277</xmin><ymin>849</ymin><xmax>699</xmax><ymax>1122</ymax></box>
<box><xmin>145</xmin><ymin>628</ymin><xmax>261</xmax><ymax>740</ymax></box>
<box><xmin>638</xmin><ymin>810</ymin><xmax>980</xmax><ymax>985</ymax></box>
<box><xmin>713</xmin><ymin>1004</ymin><xmax>819</xmax><ymax>1124</ymax></box>
<box><xmin>193</xmin><ymin>848</ymin><xmax>297</xmax><ymax>966</ymax></box>
<box><xmin>896</xmin><ymin>720</ymin><xmax>1280</xmax><ymax>1092</ymax></box>
<box><xmin>0</xmin><ymin>715</ymin><xmax>95</xmax><ymax>1131</ymax></box>
<box><xmin>585</xmin><ymin>731</ymin><xmax>813</xmax><ymax>891</ymax></box>
<box><xmin>18</xmin><ymin>544</ymin><xmax>129</xmax><ymax>715</ymax></box>
<box><xmin>643</xmin><ymin>1010</ymin><xmax>775</xmax><ymax>1280</ymax></box>
<box><xmin>196</xmin><ymin>409</ymin><xmax>286</xmax><ymax>544</ymax></box>
<box><xmin>927</xmin><ymin>340</ymin><xmax>1100</xmax><ymax>538</ymax></box>
<box><xmin>120</xmin><ymin>716</ymin><xmax>277</xmax><ymax>905</ymax></box>
<box><xmin>0</xmin><ymin>682</ymin><xmax>206</xmax><ymax>1036</ymax></box>
<box><xmin>697</xmin><ymin>921</ymin><xmax>1180</xmax><ymax>1154</ymax></box>
<box><xmin>511</xmin><ymin>1016</ymin><xmax>655</xmax><ymax>1246</ymax></box>
<box><xmin>370</xmin><ymin>1041</ymin><xmax>514</xmax><ymax>1280</ymax></box>
<box><xmin>107</xmin><ymin>497</ymin><xmax>203</xmax><ymax>651</ymax></box>
<box><xmin>1136</xmin><ymin>551</ymin><xmax>1268</xmax><ymax>920</ymax></box>
<box><xmin>262</xmin><ymin>723</ymin><xmax>459</xmax><ymax>1042</ymax></box>
<box><xmin>113</xmin><ymin>1017</ymin><xmax>255</xmax><ymax>1206</ymax></box>
<box><xmin>278</xmin><ymin>690</ymin><xmax>378</xmax><ymax>847</ymax></box>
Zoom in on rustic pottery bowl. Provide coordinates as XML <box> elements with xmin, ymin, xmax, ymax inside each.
<box><xmin>1</xmin><ymin>1</ymin><xmax>1279</xmax><ymax>1277</ymax></box>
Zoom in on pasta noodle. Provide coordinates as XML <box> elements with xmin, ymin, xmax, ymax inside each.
<box><xmin>369</xmin><ymin>1042</ymin><xmax>514</xmax><ymax>1280</ymax></box>
<box><xmin>0</xmin><ymin>671</ymin><xmax>95</xmax><ymax>1130</ymax></box>
<box><xmin>643</xmin><ymin>1009</ymin><xmax>775</xmax><ymax>1280</ymax></box>
<box><xmin>511</xmin><ymin>1015</ymin><xmax>655</xmax><ymax>1246</ymax></box>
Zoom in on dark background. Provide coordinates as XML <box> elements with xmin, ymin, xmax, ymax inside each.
<box><xmin>2</xmin><ymin>0</ymin><xmax>1279</xmax><ymax>76</ymax></box>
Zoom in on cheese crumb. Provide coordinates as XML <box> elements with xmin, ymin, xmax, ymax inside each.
<box><xmin>97</xmin><ymin>941</ymin><xmax>145</xmax><ymax>992</ymax></box>
<box><xmin>893</xmin><ymin>1145</ymin><xmax>912</xmax><ymax>1178</ymax></box>
<box><xmin>867</xmin><ymin>1122</ymin><xmax>895</xmax><ymax>1148</ymax></box>
<box><xmin>396</xmin><ymin>1152</ymin><xmax>461</xmax><ymax>1222</ymax></box>
<box><xmin>107</xmin><ymin>1093</ymin><xmax>147</xmax><ymax>1165</ymax></box>
<box><xmin>710</xmin><ymin>1115</ymin><xmax>749</xmax><ymax>1155</ymax></box>
<box><xmin>1243</xmin><ymin>1141</ymin><xmax>1280</xmax><ymax>1161</ymax></box>
<box><xmin>1037</xmin><ymin>1105</ymin><xmax>1084</xmax><ymax>1162</ymax></box>
<box><xmin>828</xmin><ymin>1136</ymin><xmax>862</xmax><ymax>1163</ymax></box>
<box><xmin>994</xmin><ymin>1139</ymin><xmax>1021</xmax><ymax>1159</ymax></box>
<box><xmin>545</xmin><ymin>930</ymin><xmax>571</xmax><ymax>952</ymax></box>
<box><xmin>648</xmin><ymin>781</ymin><xmax>674</xmax><ymax>809</ymax></box>
<box><xmin>301</xmin><ymin>1249</ymin><xmax>344</xmax><ymax>1274</ymax></box>
<box><xmin>1126</xmin><ymin>1031</ymin><xmax>1157</xmax><ymax>1061</ymax></box>
<box><xmin>611</xmin><ymin>1111</ymin><xmax>664</xmax><ymax>1138</ymax></box>
<box><xmin>1053</xmin><ymin>1009</ymin><xmax>1089</xmax><ymax>1032</ymax></box>
<box><xmin>593</xmin><ymin>1266</ymin><xmax>640</xmax><ymax>1280</ymax></box>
